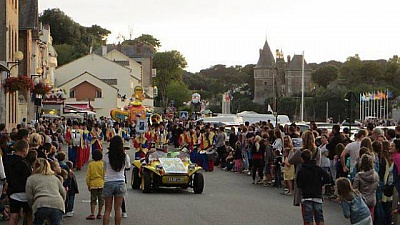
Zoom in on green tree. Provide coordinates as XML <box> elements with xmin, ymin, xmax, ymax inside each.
<box><xmin>384</xmin><ymin>55</ymin><xmax>399</xmax><ymax>82</ymax></box>
<box><xmin>360</xmin><ymin>61</ymin><xmax>382</xmax><ymax>83</ymax></box>
<box><xmin>40</xmin><ymin>8</ymin><xmax>110</xmax><ymax>65</ymax></box>
<box><xmin>339</xmin><ymin>54</ymin><xmax>362</xmax><ymax>83</ymax></box>
<box><xmin>122</xmin><ymin>34</ymin><xmax>161</xmax><ymax>50</ymax></box>
<box><xmin>53</xmin><ymin>44</ymin><xmax>80</xmax><ymax>66</ymax></box>
<box><xmin>312</xmin><ymin>65</ymin><xmax>339</xmax><ymax>88</ymax></box>
<box><xmin>165</xmin><ymin>81</ymin><xmax>192</xmax><ymax>108</ymax></box>
<box><xmin>40</xmin><ymin>9</ymin><xmax>80</xmax><ymax>45</ymax></box>
<box><xmin>153</xmin><ymin>50</ymin><xmax>187</xmax><ymax>107</ymax></box>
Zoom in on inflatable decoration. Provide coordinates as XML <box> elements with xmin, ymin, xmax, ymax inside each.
<box><xmin>110</xmin><ymin>86</ymin><xmax>147</xmax><ymax>125</ymax></box>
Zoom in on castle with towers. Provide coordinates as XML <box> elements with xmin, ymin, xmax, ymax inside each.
<box><xmin>253</xmin><ymin>39</ymin><xmax>313</xmax><ymax>107</ymax></box>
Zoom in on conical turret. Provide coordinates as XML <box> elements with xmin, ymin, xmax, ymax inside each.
<box><xmin>255</xmin><ymin>40</ymin><xmax>275</xmax><ymax>68</ymax></box>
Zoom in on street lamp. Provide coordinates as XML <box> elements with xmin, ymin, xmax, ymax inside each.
<box><xmin>5</xmin><ymin>51</ymin><xmax>24</xmax><ymax>78</ymax></box>
<box><xmin>34</xmin><ymin>93</ymin><xmax>43</xmax><ymax>123</ymax></box>
<box><xmin>344</xmin><ymin>92</ymin><xmax>357</xmax><ymax>137</ymax></box>
<box><xmin>30</xmin><ymin>67</ymin><xmax>43</xmax><ymax>82</ymax></box>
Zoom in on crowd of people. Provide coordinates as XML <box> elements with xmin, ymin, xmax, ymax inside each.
<box><xmin>0</xmin><ymin>117</ymin><xmax>132</xmax><ymax>225</ymax></box>
<box><xmin>201</xmin><ymin>121</ymin><xmax>400</xmax><ymax>225</ymax></box>
<box><xmin>1</xmin><ymin>116</ymin><xmax>400</xmax><ymax>225</ymax></box>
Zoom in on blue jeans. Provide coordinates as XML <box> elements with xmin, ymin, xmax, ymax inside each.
<box><xmin>102</xmin><ymin>181</ymin><xmax>127</xmax><ymax>198</ymax></box>
<box><xmin>33</xmin><ymin>207</ymin><xmax>63</xmax><ymax>225</ymax></box>
<box><xmin>301</xmin><ymin>200</ymin><xmax>324</xmax><ymax>223</ymax></box>
<box><xmin>66</xmin><ymin>194</ymin><xmax>75</xmax><ymax>213</ymax></box>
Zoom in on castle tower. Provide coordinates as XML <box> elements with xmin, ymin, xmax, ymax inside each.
<box><xmin>285</xmin><ymin>54</ymin><xmax>313</xmax><ymax>96</ymax></box>
<box><xmin>253</xmin><ymin>40</ymin><xmax>276</xmax><ymax>104</ymax></box>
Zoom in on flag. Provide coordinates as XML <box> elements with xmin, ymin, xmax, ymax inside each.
<box><xmin>268</xmin><ymin>104</ymin><xmax>273</xmax><ymax>113</ymax></box>
<box><xmin>365</xmin><ymin>92</ymin><xmax>370</xmax><ymax>101</ymax></box>
<box><xmin>375</xmin><ymin>91</ymin><xmax>381</xmax><ymax>100</ymax></box>
<box><xmin>388</xmin><ymin>90</ymin><xmax>394</xmax><ymax>99</ymax></box>
<box><xmin>381</xmin><ymin>91</ymin><xmax>387</xmax><ymax>99</ymax></box>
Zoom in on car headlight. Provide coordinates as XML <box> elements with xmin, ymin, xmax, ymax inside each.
<box><xmin>188</xmin><ymin>164</ymin><xmax>195</xmax><ymax>170</ymax></box>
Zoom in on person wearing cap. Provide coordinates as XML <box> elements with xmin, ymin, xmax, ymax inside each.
<box><xmin>133</xmin><ymin>133</ymin><xmax>148</xmax><ymax>160</ymax></box>
<box><xmin>65</xmin><ymin>121</ymin><xmax>83</xmax><ymax>170</ymax></box>
<box><xmin>200</xmin><ymin>125</ymin><xmax>215</xmax><ymax>172</ymax></box>
<box><xmin>90</xmin><ymin>124</ymin><xmax>104</xmax><ymax>154</ymax></box>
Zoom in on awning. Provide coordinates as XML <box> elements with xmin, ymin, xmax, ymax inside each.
<box><xmin>64</xmin><ymin>102</ymin><xmax>95</xmax><ymax>113</ymax></box>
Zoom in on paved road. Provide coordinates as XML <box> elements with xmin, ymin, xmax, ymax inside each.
<box><xmin>62</xmin><ymin>146</ymin><xmax>351</xmax><ymax>225</ymax></box>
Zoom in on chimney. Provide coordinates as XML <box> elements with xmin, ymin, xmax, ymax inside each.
<box><xmin>101</xmin><ymin>40</ymin><xmax>107</xmax><ymax>56</ymax></box>
<box><xmin>287</xmin><ymin>55</ymin><xmax>291</xmax><ymax>65</ymax></box>
<box><xmin>101</xmin><ymin>46</ymin><xmax>107</xmax><ymax>56</ymax></box>
<box><xmin>117</xmin><ymin>41</ymin><xmax>121</xmax><ymax>52</ymax></box>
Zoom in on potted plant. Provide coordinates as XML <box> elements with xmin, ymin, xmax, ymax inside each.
<box><xmin>32</xmin><ymin>82</ymin><xmax>52</xmax><ymax>95</ymax></box>
<box><xmin>3</xmin><ymin>76</ymin><xmax>34</xmax><ymax>93</ymax></box>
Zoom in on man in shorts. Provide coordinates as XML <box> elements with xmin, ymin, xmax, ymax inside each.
<box><xmin>4</xmin><ymin>140</ymin><xmax>32</xmax><ymax>225</ymax></box>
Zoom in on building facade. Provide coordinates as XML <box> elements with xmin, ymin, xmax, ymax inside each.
<box><xmin>94</xmin><ymin>43</ymin><xmax>156</xmax><ymax>107</ymax></box>
<box><xmin>57</xmin><ymin>72</ymin><xmax>118</xmax><ymax>117</ymax></box>
<box><xmin>253</xmin><ymin>39</ymin><xmax>313</xmax><ymax>107</ymax></box>
<box><xmin>0</xmin><ymin>0</ymin><xmax>21</xmax><ymax>129</ymax></box>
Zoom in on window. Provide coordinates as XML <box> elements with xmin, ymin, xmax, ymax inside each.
<box><xmin>70</xmin><ymin>89</ymin><xmax>75</xmax><ymax>98</ymax></box>
<box><xmin>96</xmin><ymin>90</ymin><xmax>102</xmax><ymax>98</ymax></box>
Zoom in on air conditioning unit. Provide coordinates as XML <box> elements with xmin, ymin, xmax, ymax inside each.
<box><xmin>152</xmin><ymin>68</ymin><xmax>157</xmax><ymax>77</ymax></box>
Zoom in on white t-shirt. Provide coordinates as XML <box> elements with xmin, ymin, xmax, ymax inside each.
<box><xmin>103</xmin><ymin>153</ymin><xmax>131</xmax><ymax>182</ymax></box>
<box><xmin>345</xmin><ymin>140</ymin><xmax>361</xmax><ymax>171</ymax></box>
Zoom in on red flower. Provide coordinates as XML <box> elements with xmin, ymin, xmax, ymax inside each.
<box><xmin>33</xmin><ymin>82</ymin><xmax>52</xmax><ymax>95</ymax></box>
<box><xmin>3</xmin><ymin>76</ymin><xmax>34</xmax><ymax>93</ymax></box>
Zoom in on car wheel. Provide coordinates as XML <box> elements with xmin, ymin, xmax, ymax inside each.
<box><xmin>131</xmin><ymin>167</ymin><xmax>140</xmax><ymax>189</ymax></box>
<box><xmin>193</xmin><ymin>173</ymin><xmax>204</xmax><ymax>194</ymax></box>
<box><xmin>142</xmin><ymin>170</ymin><xmax>151</xmax><ymax>193</ymax></box>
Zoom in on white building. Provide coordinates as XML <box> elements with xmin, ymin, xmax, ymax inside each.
<box><xmin>57</xmin><ymin>71</ymin><xmax>118</xmax><ymax>117</ymax></box>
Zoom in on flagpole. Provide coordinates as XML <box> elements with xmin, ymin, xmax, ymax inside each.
<box><xmin>361</xmin><ymin>94</ymin><xmax>364</xmax><ymax>122</ymax></box>
<box><xmin>369</xmin><ymin>96</ymin><xmax>372</xmax><ymax>117</ymax></box>
<box><xmin>373</xmin><ymin>94</ymin><xmax>375</xmax><ymax>118</ymax></box>
<box><xmin>378</xmin><ymin>92</ymin><xmax>381</xmax><ymax>119</ymax></box>
<box><xmin>386</xmin><ymin>89</ymin><xmax>389</xmax><ymax>121</ymax></box>
<box><xmin>301</xmin><ymin>51</ymin><xmax>305</xmax><ymax>122</ymax></box>
<box><xmin>359</xmin><ymin>93</ymin><xmax>362</xmax><ymax>122</ymax></box>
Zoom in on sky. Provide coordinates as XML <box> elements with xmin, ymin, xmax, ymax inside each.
<box><xmin>39</xmin><ymin>0</ymin><xmax>400</xmax><ymax>73</ymax></box>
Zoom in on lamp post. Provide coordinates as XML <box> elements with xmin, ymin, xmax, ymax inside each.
<box><xmin>34</xmin><ymin>93</ymin><xmax>43</xmax><ymax>123</ymax></box>
<box><xmin>5</xmin><ymin>51</ymin><xmax>24</xmax><ymax>78</ymax></box>
<box><xmin>30</xmin><ymin>67</ymin><xmax>43</xmax><ymax>83</ymax></box>
<box><xmin>344</xmin><ymin>91</ymin><xmax>357</xmax><ymax>137</ymax></box>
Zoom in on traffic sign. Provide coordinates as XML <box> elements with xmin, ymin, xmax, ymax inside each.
<box><xmin>179</xmin><ymin>111</ymin><xmax>189</xmax><ymax>120</ymax></box>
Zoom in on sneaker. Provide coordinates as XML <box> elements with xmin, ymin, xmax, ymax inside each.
<box><xmin>122</xmin><ymin>212</ymin><xmax>128</xmax><ymax>218</ymax></box>
<box><xmin>64</xmin><ymin>212</ymin><xmax>73</xmax><ymax>217</ymax></box>
<box><xmin>247</xmin><ymin>171</ymin><xmax>251</xmax><ymax>176</ymax></box>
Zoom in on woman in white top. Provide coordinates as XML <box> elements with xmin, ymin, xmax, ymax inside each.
<box><xmin>272</xmin><ymin>129</ymin><xmax>284</xmax><ymax>153</ymax></box>
<box><xmin>102</xmin><ymin>136</ymin><xmax>130</xmax><ymax>225</ymax></box>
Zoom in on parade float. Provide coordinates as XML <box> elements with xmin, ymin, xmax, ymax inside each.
<box><xmin>110</xmin><ymin>86</ymin><xmax>148</xmax><ymax>124</ymax></box>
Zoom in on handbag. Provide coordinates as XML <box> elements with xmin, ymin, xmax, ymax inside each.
<box><xmin>383</xmin><ymin>163</ymin><xmax>394</xmax><ymax>197</ymax></box>
<box><xmin>383</xmin><ymin>183</ymin><xmax>394</xmax><ymax>197</ymax></box>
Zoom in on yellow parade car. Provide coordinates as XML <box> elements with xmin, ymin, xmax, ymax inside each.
<box><xmin>130</xmin><ymin>148</ymin><xmax>204</xmax><ymax>194</ymax></box>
